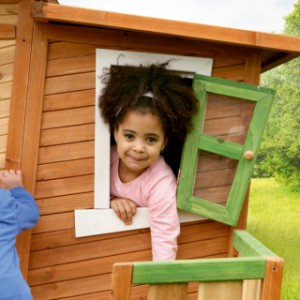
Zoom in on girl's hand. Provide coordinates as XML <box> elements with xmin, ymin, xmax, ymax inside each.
<box><xmin>0</xmin><ymin>170</ymin><xmax>23</xmax><ymax>190</ymax></box>
<box><xmin>110</xmin><ymin>198</ymin><xmax>137</xmax><ymax>225</ymax></box>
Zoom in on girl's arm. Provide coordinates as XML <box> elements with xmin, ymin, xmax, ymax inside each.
<box><xmin>148</xmin><ymin>172</ymin><xmax>180</xmax><ymax>261</ymax></box>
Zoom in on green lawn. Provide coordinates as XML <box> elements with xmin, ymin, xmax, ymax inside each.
<box><xmin>247</xmin><ymin>178</ymin><xmax>300</xmax><ymax>300</ymax></box>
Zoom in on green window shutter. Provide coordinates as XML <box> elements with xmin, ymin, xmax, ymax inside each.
<box><xmin>177</xmin><ymin>74</ymin><xmax>275</xmax><ymax>226</ymax></box>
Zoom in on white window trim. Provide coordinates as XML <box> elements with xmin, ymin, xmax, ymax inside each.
<box><xmin>75</xmin><ymin>49</ymin><xmax>213</xmax><ymax>238</ymax></box>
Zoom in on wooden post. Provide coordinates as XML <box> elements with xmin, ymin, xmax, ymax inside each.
<box><xmin>260</xmin><ymin>257</ymin><xmax>284</xmax><ymax>300</ymax></box>
<box><xmin>110</xmin><ymin>263</ymin><xmax>133</xmax><ymax>300</ymax></box>
<box><xmin>6</xmin><ymin>0</ymin><xmax>35</xmax><ymax>279</ymax></box>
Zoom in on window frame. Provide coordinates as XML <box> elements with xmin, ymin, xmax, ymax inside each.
<box><xmin>75</xmin><ymin>49</ymin><xmax>213</xmax><ymax>237</ymax></box>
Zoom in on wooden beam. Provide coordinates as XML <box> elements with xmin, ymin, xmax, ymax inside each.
<box><xmin>6</xmin><ymin>0</ymin><xmax>35</xmax><ymax>279</ymax></box>
<box><xmin>0</xmin><ymin>24</ymin><xmax>16</xmax><ymax>39</ymax></box>
<box><xmin>30</xmin><ymin>2</ymin><xmax>300</xmax><ymax>54</ymax></box>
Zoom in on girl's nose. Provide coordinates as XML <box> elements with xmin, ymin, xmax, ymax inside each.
<box><xmin>132</xmin><ymin>141</ymin><xmax>145</xmax><ymax>152</ymax></box>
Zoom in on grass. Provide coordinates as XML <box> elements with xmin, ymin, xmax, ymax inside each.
<box><xmin>247</xmin><ymin>178</ymin><xmax>300</xmax><ymax>300</ymax></box>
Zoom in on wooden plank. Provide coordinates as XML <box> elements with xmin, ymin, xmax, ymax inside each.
<box><xmin>0</xmin><ymin>63</ymin><xmax>14</xmax><ymax>83</ymax></box>
<box><xmin>148</xmin><ymin>284</ymin><xmax>187</xmax><ymax>300</ymax></box>
<box><xmin>43</xmin><ymin>89</ymin><xmax>94</xmax><ymax>111</ymax></box>
<box><xmin>233</xmin><ymin>230</ymin><xmax>278</xmax><ymax>258</ymax></box>
<box><xmin>194</xmin><ymin>168</ymin><xmax>236</xmax><ymax>189</ymax></box>
<box><xmin>0</xmin><ymin>24</ymin><xmax>15</xmax><ymax>39</ymax></box>
<box><xmin>35</xmin><ymin>173</ymin><xmax>94</xmax><ymax>198</ymax></box>
<box><xmin>242</xmin><ymin>280</ymin><xmax>261</xmax><ymax>300</ymax></box>
<box><xmin>203</xmin><ymin>116</ymin><xmax>245</xmax><ymax>141</ymax></box>
<box><xmin>196</xmin><ymin>151</ymin><xmax>238</xmax><ymax>172</ymax></box>
<box><xmin>30</xmin><ymin>221</ymin><xmax>228</xmax><ymax>252</ymax></box>
<box><xmin>198</xmin><ymin>281</ymin><xmax>243</xmax><ymax>300</ymax></box>
<box><xmin>212</xmin><ymin>64</ymin><xmax>245</xmax><ymax>82</ymax></box>
<box><xmin>193</xmin><ymin>186</ymin><xmax>230</xmax><ymax>205</ymax></box>
<box><xmin>0</xmin><ymin>152</ymin><xmax>5</xmax><ymax>169</ymax></box>
<box><xmin>32</xmin><ymin>211</ymin><xmax>74</xmax><ymax>234</ymax></box>
<box><xmin>37</xmin><ymin>157</ymin><xmax>94</xmax><ymax>180</ymax></box>
<box><xmin>198</xmin><ymin>135</ymin><xmax>243</xmax><ymax>161</ymax></box>
<box><xmin>213</xmin><ymin>57</ymin><xmax>245</xmax><ymax>69</ymax></box>
<box><xmin>110</xmin><ymin>263</ymin><xmax>133</xmax><ymax>300</ymax></box>
<box><xmin>30</xmin><ymin>2</ymin><xmax>300</xmax><ymax>54</ymax></box>
<box><xmin>0</xmin><ymin>44</ymin><xmax>15</xmax><ymax>64</ymax></box>
<box><xmin>38</xmin><ymin>140</ymin><xmax>94</xmax><ymax>164</ymax></box>
<box><xmin>40</xmin><ymin>124</ymin><xmax>94</xmax><ymax>146</ymax></box>
<box><xmin>28</xmin><ymin>242</ymin><xmax>148</xmax><ymax>286</ymax></box>
<box><xmin>46</xmin><ymin>53</ymin><xmax>95</xmax><ymax>77</ymax></box>
<box><xmin>35</xmin><ymin>192</ymin><xmax>94</xmax><ymax>215</ymax></box>
<box><xmin>48</xmin><ymin>41</ymin><xmax>96</xmax><ymax>60</ymax></box>
<box><xmin>0</xmin><ymin>116</ymin><xmax>8</xmax><ymax>134</ymax></box>
<box><xmin>0</xmin><ymin>81</ymin><xmax>12</xmax><ymax>100</ymax></box>
<box><xmin>0</xmin><ymin>102</ymin><xmax>7</xmax><ymax>118</ymax></box>
<box><xmin>44</xmin><ymin>71</ymin><xmax>95</xmax><ymax>94</ymax></box>
<box><xmin>29</xmin><ymin>233</ymin><xmax>152</xmax><ymax>269</ymax></box>
<box><xmin>41</xmin><ymin>106</ymin><xmax>94</xmax><ymax>129</ymax></box>
<box><xmin>0</xmin><ymin>39</ymin><xmax>15</xmax><ymax>47</ymax></box>
<box><xmin>31</xmin><ymin>273</ymin><xmax>111</xmax><ymax>300</ymax></box>
<box><xmin>204</xmin><ymin>94</ymin><xmax>246</xmax><ymax>120</ymax></box>
<box><xmin>30</xmin><ymin>227</ymin><xmax>141</xmax><ymax>252</ymax></box>
<box><xmin>132</xmin><ymin>258</ymin><xmax>265</xmax><ymax>284</ymax></box>
<box><xmin>0</xmin><ymin>15</ymin><xmax>18</xmax><ymax>25</ymax></box>
<box><xmin>0</xmin><ymin>134</ymin><xmax>7</xmax><ymax>152</ymax></box>
<box><xmin>0</xmin><ymin>4</ymin><xmax>19</xmax><ymax>15</ymax></box>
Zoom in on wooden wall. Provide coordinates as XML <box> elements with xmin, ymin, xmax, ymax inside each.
<box><xmin>0</xmin><ymin>1</ymin><xmax>18</xmax><ymax>169</ymax></box>
<box><xmin>3</xmin><ymin>3</ymin><xmax>263</xmax><ymax>299</ymax></box>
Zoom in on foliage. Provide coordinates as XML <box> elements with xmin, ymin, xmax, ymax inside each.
<box><xmin>253</xmin><ymin>0</ymin><xmax>300</xmax><ymax>191</ymax></box>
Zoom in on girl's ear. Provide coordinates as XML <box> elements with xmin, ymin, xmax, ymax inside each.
<box><xmin>113</xmin><ymin>128</ymin><xmax>118</xmax><ymax>144</ymax></box>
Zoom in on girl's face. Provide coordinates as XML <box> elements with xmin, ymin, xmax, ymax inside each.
<box><xmin>114</xmin><ymin>110</ymin><xmax>167</xmax><ymax>182</ymax></box>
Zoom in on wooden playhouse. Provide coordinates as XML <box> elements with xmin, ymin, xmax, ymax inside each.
<box><xmin>1</xmin><ymin>1</ymin><xmax>300</xmax><ymax>299</ymax></box>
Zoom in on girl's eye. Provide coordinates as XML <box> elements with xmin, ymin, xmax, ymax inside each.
<box><xmin>147</xmin><ymin>137</ymin><xmax>157</xmax><ymax>144</ymax></box>
<box><xmin>124</xmin><ymin>133</ymin><xmax>134</xmax><ymax>140</ymax></box>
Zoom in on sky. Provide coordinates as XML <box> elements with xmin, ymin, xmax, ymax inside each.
<box><xmin>58</xmin><ymin>0</ymin><xmax>297</xmax><ymax>34</ymax></box>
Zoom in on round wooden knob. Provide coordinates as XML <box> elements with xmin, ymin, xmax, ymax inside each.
<box><xmin>244</xmin><ymin>150</ymin><xmax>254</xmax><ymax>160</ymax></box>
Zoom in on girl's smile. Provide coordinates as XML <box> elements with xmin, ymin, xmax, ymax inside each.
<box><xmin>114</xmin><ymin>110</ymin><xmax>167</xmax><ymax>183</ymax></box>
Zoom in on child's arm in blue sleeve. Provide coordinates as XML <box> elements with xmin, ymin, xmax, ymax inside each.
<box><xmin>10</xmin><ymin>186</ymin><xmax>40</xmax><ymax>233</ymax></box>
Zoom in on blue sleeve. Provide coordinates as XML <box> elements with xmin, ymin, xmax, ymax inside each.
<box><xmin>10</xmin><ymin>187</ymin><xmax>40</xmax><ymax>233</ymax></box>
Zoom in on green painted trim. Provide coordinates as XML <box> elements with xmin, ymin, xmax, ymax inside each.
<box><xmin>188</xmin><ymin>196</ymin><xmax>233</xmax><ymax>224</ymax></box>
<box><xmin>199</xmin><ymin>134</ymin><xmax>243</xmax><ymax>160</ymax></box>
<box><xmin>233</xmin><ymin>230</ymin><xmax>279</xmax><ymax>258</ymax></box>
<box><xmin>132</xmin><ymin>257</ymin><xmax>265</xmax><ymax>284</ymax></box>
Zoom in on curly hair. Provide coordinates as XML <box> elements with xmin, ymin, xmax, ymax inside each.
<box><xmin>99</xmin><ymin>61</ymin><xmax>198</xmax><ymax>142</ymax></box>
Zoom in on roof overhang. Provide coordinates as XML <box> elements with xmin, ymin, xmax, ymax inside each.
<box><xmin>31</xmin><ymin>2</ymin><xmax>300</xmax><ymax>72</ymax></box>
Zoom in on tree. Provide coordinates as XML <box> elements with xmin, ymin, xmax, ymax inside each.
<box><xmin>254</xmin><ymin>0</ymin><xmax>300</xmax><ymax>191</ymax></box>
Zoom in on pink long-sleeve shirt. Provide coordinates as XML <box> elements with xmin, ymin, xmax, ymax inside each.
<box><xmin>110</xmin><ymin>146</ymin><xmax>180</xmax><ymax>260</ymax></box>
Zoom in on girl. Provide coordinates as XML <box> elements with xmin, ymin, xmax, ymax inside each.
<box><xmin>99</xmin><ymin>62</ymin><xmax>198</xmax><ymax>260</ymax></box>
